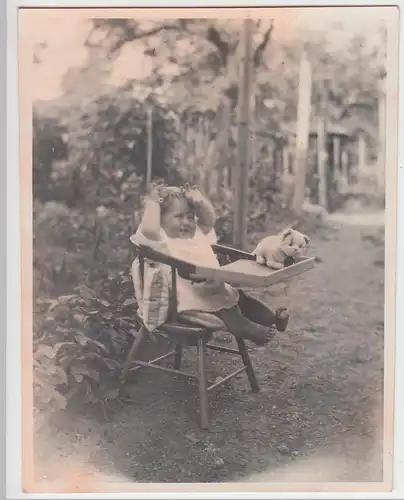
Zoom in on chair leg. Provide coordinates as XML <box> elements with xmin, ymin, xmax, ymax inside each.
<box><xmin>236</xmin><ymin>337</ymin><xmax>260</xmax><ymax>393</ymax></box>
<box><xmin>197</xmin><ymin>337</ymin><xmax>209</xmax><ymax>430</ymax></box>
<box><xmin>173</xmin><ymin>344</ymin><xmax>182</xmax><ymax>370</ymax></box>
<box><xmin>121</xmin><ymin>325</ymin><xmax>147</xmax><ymax>381</ymax></box>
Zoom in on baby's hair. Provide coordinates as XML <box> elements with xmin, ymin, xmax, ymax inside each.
<box><xmin>160</xmin><ymin>185</ymin><xmax>193</xmax><ymax>215</ymax></box>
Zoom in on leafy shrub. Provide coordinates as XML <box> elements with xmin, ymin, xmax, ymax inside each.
<box><xmin>33</xmin><ymin>89</ymin><xmax>184</xmax><ymax>209</ymax></box>
<box><xmin>33</xmin><ymin>110</ymin><xmax>69</xmax><ymax>203</ymax></box>
<box><xmin>33</xmin><ymin>280</ymin><xmax>141</xmax><ymax>428</ymax></box>
<box><xmin>34</xmin><ymin>344</ymin><xmax>68</xmax><ymax>432</ymax></box>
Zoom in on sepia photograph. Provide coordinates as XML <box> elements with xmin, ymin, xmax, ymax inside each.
<box><xmin>18</xmin><ymin>5</ymin><xmax>398</xmax><ymax>494</ymax></box>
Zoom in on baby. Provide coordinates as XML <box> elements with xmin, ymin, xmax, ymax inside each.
<box><xmin>131</xmin><ymin>184</ymin><xmax>290</xmax><ymax>346</ymax></box>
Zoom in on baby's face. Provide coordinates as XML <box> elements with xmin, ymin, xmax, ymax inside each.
<box><xmin>161</xmin><ymin>197</ymin><xmax>196</xmax><ymax>239</ymax></box>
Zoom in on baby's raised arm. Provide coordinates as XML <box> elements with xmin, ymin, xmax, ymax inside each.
<box><xmin>186</xmin><ymin>188</ymin><xmax>216</xmax><ymax>235</ymax></box>
<box><xmin>138</xmin><ymin>185</ymin><xmax>164</xmax><ymax>241</ymax></box>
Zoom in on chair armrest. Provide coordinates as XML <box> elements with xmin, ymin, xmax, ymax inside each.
<box><xmin>135</xmin><ymin>244</ymin><xmax>199</xmax><ymax>280</ymax></box>
<box><xmin>211</xmin><ymin>243</ymin><xmax>256</xmax><ymax>262</ymax></box>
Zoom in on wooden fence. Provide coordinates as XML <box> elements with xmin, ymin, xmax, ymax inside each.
<box><xmin>144</xmin><ymin>102</ymin><xmax>290</xmax><ymax>203</ymax></box>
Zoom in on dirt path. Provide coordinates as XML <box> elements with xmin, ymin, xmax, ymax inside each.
<box><xmin>36</xmin><ymin>213</ymin><xmax>385</xmax><ymax>487</ymax></box>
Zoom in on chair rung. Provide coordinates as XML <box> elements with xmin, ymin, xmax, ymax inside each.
<box><xmin>128</xmin><ymin>350</ymin><xmax>176</xmax><ymax>373</ymax></box>
<box><xmin>131</xmin><ymin>359</ymin><xmax>198</xmax><ymax>379</ymax></box>
<box><xmin>207</xmin><ymin>365</ymin><xmax>247</xmax><ymax>392</ymax></box>
<box><xmin>205</xmin><ymin>343</ymin><xmax>241</xmax><ymax>355</ymax></box>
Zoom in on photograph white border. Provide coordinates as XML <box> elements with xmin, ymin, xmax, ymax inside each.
<box><xmin>2</xmin><ymin>0</ymin><xmax>7</xmax><ymax>499</ymax></box>
<box><xmin>6</xmin><ymin>0</ymin><xmax>404</xmax><ymax>498</ymax></box>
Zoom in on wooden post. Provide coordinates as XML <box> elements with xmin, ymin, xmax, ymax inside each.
<box><xmin>358</xmin><ymin>132</ymin><xmax>366</xmax><ymax>177</ymax></box>
<box><xmin>283</xmin><ymin>144</ymin><xmax>289</xmax><ymax>175</ymax></box>
<box><xmin>146</xmin><ymin>107</ymin><xmax>153</xmax><ymax>185</ymax></box>
<box><xmin>278</xmin><ymin>143</ymin><xmax>284</xmax><ymax>181</ymax></box>
<box><xmin>317</xmin><ymin>92</ymin><xmax>328</xmax><ymax>210</ymax></box>
<box><xmin>177</xmin><ymin>114</ymin><xmax>185</xmax><ymax>170</ymax></box>
<box><xmin>341</xmin><ymin>148</ymin><xmax>349</xmax><ymax>184</ymax></box>
<box><xmin>292</xmin><ymin>52</ymin><xmax>312</xmax><ymax>214</ymax></box>
<box><xmin>215</xmin><ymin>102</ymin><xmax>230</xmax><ymax>192</ymax></box>
<box><xmin>195</xmin><ymin>115</ymin><xmax>204</xmax><ymax>185</ymax></box>
<box><xmin>332</xmin><ymin>135</ymin><xmax>341</xmax><ymax>195</ymax></box>
<box><xmin>222</xmin><ymin>101</ymin><xmax>231</xmax><ymax>189</ymax></box>
<box><xmin>250</xmin><ymin>92</ymin><xmax>257</xmax><ymax>171</ymax></box>
<box><xmin>233</xmin><ymin>18</ymin><xmax>253</xmax><ymax>250</ymax></box>
<box><xmin>277</xmin><ymin>141</ymin><xmax>284</xmax><ymax>181</ymax></box>
<box><xmin>272</xmin><ymin>141</ymin><xmax>277</xmax><ymax>182</ymax></box>
<box><xmin>196</xmin><ymin>115</ymin><xmax>203</xmax><ymax>156</ymax></box>
<box><xmin>203</xmin><ymin>120</ymin><xmax>212</xmax><ymax>194</ymax></box>
<box><xmin>333</xmin><ymin>136</ymin><xmax>341</xmax><ymax>174</ymax></box>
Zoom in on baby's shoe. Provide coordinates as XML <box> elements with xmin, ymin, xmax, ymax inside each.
<box><xmin>275</xmin><ymin>308</ymin><xmax>289</xmax><ymax>332</ymax></box>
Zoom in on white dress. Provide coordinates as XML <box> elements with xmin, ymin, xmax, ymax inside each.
<box><xmin>130</xmin><ymin>227</ymin><xmax>239</xmax><ymax>313</ymax></box>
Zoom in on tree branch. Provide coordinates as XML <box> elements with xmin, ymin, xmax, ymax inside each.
<box><xmin>109</xmin><ymin>23</ymin><xmax>182</xmax><ymax>54</ymax></box>
<box><xmin>206</xmin><ymin>25</ymin><xmax>230</xmax><ymax>67</ymax></box>
<box><xmin>253</xmin><ymin>20</ymin><xmax>274</xmax><ymax>67</ymax></box>
<box><xmin>85</xmin><ymin>20</ymin><xmax>183</xmax><ymax>55</ymax></box>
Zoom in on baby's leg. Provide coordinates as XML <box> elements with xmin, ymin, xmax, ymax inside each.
<box><xmin>237</xmin><ymin>289</ymin><xmax>289</xmax><ymax>332</ymax></box>
<box><xmin>215</xmin><ymin>306</ymin><xmax>276</xmax><ymax>346</ymax></box>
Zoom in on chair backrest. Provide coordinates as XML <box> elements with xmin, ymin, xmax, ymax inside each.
<box><xmin>131</xmin><ymin>243</ymin><xmax>190</xmax><ymax>319</ymax></box>
<box><xmin>131</xmin><ymin>243</ymin><xmax>229</xmax><ymax>331</ymax></box>
<box><xmin>131</xmin><ymin>246</ymin><xmax>173</xmax><ymax>329</ymax></box>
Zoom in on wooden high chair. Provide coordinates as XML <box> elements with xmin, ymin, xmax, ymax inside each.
<box><xmin>121</xmin><ymin>243</ymin><xmax>261</xmax><ymax>430</ymax></box>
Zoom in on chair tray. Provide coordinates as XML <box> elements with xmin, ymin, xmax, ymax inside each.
<box><xmin>189</xmin><ymin>256</ymin><xmax>316</xmax><ymax>288</ymax></box>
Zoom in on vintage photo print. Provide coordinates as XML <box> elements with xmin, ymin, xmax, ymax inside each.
<box><xmin>17</xmin><ymin>5</ymin><xmax>399</xmax><ymax>494</ymax></box>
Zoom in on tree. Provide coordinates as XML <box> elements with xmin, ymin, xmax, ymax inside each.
<box><xmin>65</xmin><ymin>18</ymin><xmax>275</xmax><ymax>111</ymax></box>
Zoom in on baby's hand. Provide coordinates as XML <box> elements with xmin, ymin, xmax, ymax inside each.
<box><xmin>147</xmin><ymin>182</ymin><xmax>167</xmax><ymax>204</ymax></box>
<box><xmin>184</xmin><ymin>185</ymin><xmax>205</xmax><ymax>207</ymax></box>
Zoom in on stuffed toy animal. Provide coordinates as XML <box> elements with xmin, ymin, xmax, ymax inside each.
<box><xmin>281</xmin><ymin>228</ymin><xmax>311</xmax><ymax>250</ymax></box>
<box><xmin>252</xmin><ymin>228</ymin><xmax>311</xmax><ymax>269</ymax></box>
